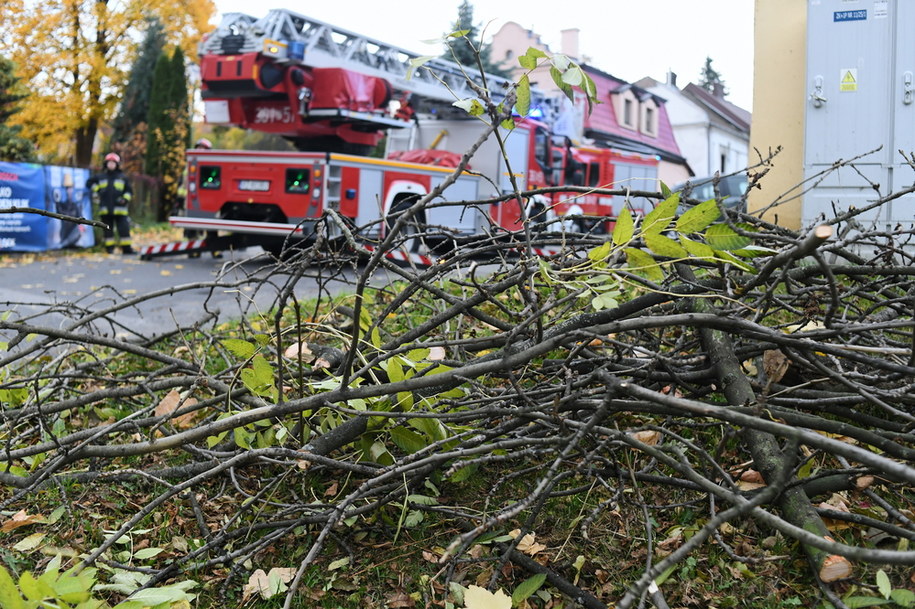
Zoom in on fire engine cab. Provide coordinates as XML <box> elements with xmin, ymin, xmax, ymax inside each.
<box><xmin>155</xmin><ymin>9</ymin><xmax>659</xmax><ymax>260</ymax></box>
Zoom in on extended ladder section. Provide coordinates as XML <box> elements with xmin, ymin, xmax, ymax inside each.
<box><xmin>201</xmin><ymin>9</ymin><xmax>555</xmax><ymax>121</ymax></box>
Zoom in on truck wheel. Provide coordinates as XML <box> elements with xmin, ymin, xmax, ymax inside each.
<box><xmin>385</xmin><ymin>199</ymin><xmax>426</xmax><ymax>254</ymax></box>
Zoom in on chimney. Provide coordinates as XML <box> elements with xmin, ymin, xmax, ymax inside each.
<box><xmin>713</xmin><ymin>82</ymin><xmax>725</xmax><ymax>98</ymax></box>
<box><xmin>561</xmin><ymin>28</ymin><xmax>580</xmax><ymax>60</ymax></box>
<box><xmin>667</xmin><ymin>71</ymin><xmax>677</xmax><ymax>87</ymax></box>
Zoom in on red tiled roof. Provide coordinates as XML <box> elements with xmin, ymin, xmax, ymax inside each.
<box><xmin>582</xmin><ymin>67</ymin><xmax>683</xmax><ymax>158</ymax></box>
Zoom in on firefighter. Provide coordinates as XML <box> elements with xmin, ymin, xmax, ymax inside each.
<box><xmin>87</xmin><ymin>152</ymin><xmax>134</xmax><ymax>254</ymax></box>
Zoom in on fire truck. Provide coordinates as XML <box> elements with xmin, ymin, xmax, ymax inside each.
<box><xmin>151</xmin><ymin>9</ymin><xmax>659</xmax><ymax>260</ymax></box>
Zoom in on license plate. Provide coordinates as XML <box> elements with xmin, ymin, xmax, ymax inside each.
<box><xmin>238</xmin><ymin>179</ymin><xmax>270</xmax><ymax>192</ymax></box>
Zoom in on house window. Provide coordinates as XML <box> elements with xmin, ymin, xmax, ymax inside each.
<box><xmin>644</xmin><ymin>107</ymin><xmax>655</xmax><ymax>136</ymax></box>
<box><xmin>623</xmin><ymin>99</ymin><xmax>633</xmax><ymax>128</ymax></box>
<box><xmin>505</xmin><ymin>49</ymin><xmax>513</xmax><ymax>60</ymax></box>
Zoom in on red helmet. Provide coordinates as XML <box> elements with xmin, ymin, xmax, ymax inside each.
<box><xmin>104</xmin><ymin>152</ymin><xmax>121</xmax><ymax>164</ymax></box>
<box><xmin>195</xmin><ymin>138</ymin><xmax>212</xmax><ymax>149</ymax></box>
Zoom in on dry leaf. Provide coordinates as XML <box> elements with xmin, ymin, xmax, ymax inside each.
<box><xmin>740</xmin><ymin>470</ymin><xmax>765</xmax><ymax>484</ymax></box>
<box><xmin>463</xmin><ymin>585</ymin><xmax>512</xmax><ymax>609</ymax></box>
<box><xmin>421</xmin><ymin>550</ymin><xmax>439</xmax><ymax>563</ymax></box>
<box><xmin>386</xmin><ymin>590</ymin><xmax>415</xmax><ymax>608</ymax></box>
<box><xmin>324</xmin><ymin>481</ymin><xmax>339</xmax><ymax>497</ymax></box>
<box><xmin>763</xmin><ymin>349</ymin><xmax>791</xmax><ymax>383</ymax></box>
<box><xmin>1</xmin><ymin>510</ymin><xmax>45</xmax><ymax>532</ymax></box>
<box><xmin>283</xmin><ymin>341</ymin><xmax>315</xmax><ymax>362</ymax></box>
<box><xmin>509</xmin><ymin>529</ymin><xmax>547</xmax><ymax>556</ymax></box>
<box><xmin>241</xmin><ymin>568</ymin><xmax>296</xmax><ymax>602</ymax></box>
<box><xmin>855</xmin><ymin>475</ymin><xmax>875</xmax><ymax>490</ymax></box>
<box><xmin>630</xmin><ymin>430</ymin><xmax>661</xmax><ymax>446</ymax></box>
<box><xmin>736</xmin><ymin>480</ymin><xmax>767</xmax><ymax>491</ymax></box>
<box><xmin>154</xmin><ymin>389</ymin><xmax>198</xmax><ymax>429</ymax></box>
<box><xmin>428</xmin><ymin>346</ymin><xmax>446</xmax><ymax>361</ymax></box>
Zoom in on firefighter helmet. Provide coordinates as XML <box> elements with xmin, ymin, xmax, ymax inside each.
<box><xmin>104</xmin><ymin>152</ymin><xmax>121</xmax><ymax>165</ymax></box>
<box><xmin>195</xmin><ymin>138</ymin><xmax>212</xmax><ymax>149</ymax></box>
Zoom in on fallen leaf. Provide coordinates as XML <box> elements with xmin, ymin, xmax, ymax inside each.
<box><xmin>13</xmin><ymin>532</ymin><xmax>46</xmax><ymax>552</ymax></box>
<box><xmin>463</xmin><ymin>585</ymin><xmax>512</xmax><ymax>609</ymax></box>
<box><xmin>241</xmin><ymin>568</ymin><xmax>295</xmax><ymax>602</ymax></box>
<box><xmin>740</xmin><ymin>470</ymin><xmax>765</xmax><ymax>484</ymax></box>
<box><xmin>763</xmin><ymin>349</ymin><xmax>791</xmax><ymax>384</ymax></box>
<box><xmin>324</xmin><ymin>481</ymin><xmax>339</xmax><ymax>497</ymax></box>
<box><xmin>283</xmin><ymin>341</ymin><xmax>315</xmax><ymax>362</ymax></box>
<box><xmin>160</xmin><ymin>270</ymin><xmax>172</xmax><ymax>276</ymax></box>
<box><xmin>509</xmin><ymin>529</ymin><xmax>547</xmax><ymax>556</ymax></box>
<box><xmin>630</xmin><ymin>430</ymin><xmax>661</xmax><ymax>446</ymax></box>
<box><xmin>1</xmin><ymin>510</ymin><xmax>46</xmax><ymax>532</ymax></box>
<box><xmin>386</xmin><ymin>590</ymin><xmax>415</xmax><ymax>608</ymax></box>
<box><xmin>154</xmin><ymin>389</ymin><xmax>198</xmax><ymax>429</ymax></box>
<box><xmin>736</xmin><ymin>480</ymin><xmax>767</xmax><ymax>491</ymax></box>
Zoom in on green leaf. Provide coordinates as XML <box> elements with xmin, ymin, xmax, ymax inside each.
<box><xmin>403</xmin><ymin>510</ymin><xmax>423</xmax><ymax>528</ymax></box>
<box><xmin>53</xmin><ymin>573</ymin><xmax>94</xmax><ymax>604</ymax></box>
<box><xmin>660</xmin><ymin>182</ymin><xmax>672</xmax><ymax>198</ymax></box>
<box><xmin>116</xmin><ymin>586</ymin><xmax>190</xmax><ymax>608</ymax></box>
<box><xmin>675</xmin><ymin>199</ymin><xmax>721</xmax><ymax>233</ymax></box>
<box><xmin>328</xmin><ymin>557</ymin><xmax>350</xmax><ymax>571</ymax></box>
<box><xmin>449</xmin><ymin>463</ymin><xmax>478</xmax><ymax>483</ymax></box>
<box><xmin>705</xmin><ymin>223</ymin><xmax>753</xmax><ymax>251</ymax></box>
<box><xmin>409</xmin><ymin>417</ymin><xmax>448</xmax><ymax>442</ymax></box>
<box><xmin>587</xmin><ymin>241</ymin><xmax>611</xmax><ymax>262</ymax></box>
<box><xmin>406</xmin><ymin>348</ymin><xmax>430</xmax><ymax>363</ymax></box>
<box><xmin>18</xmin><ymin>572</ymin><xmax>45</xmax><ymax>601</ymax></box>
<box><xmin>842</xmin><ymin>597</ymin><xmax>894</xmax><ymax>608</ymax></box>
<box><xmin>133</xmin><ymin>547</ymin><xmax>164</xmax><ymax>560</ymax></box>
<box><xmin>679</xmin><ymin>235</ymin><xmax>717</xmax><ymax>260</ymax></box>
<box><xmin>516</xmin><ymin>74</ymin><xmax>531</xmax><ymax>116</ymax></box>
<box><xmin>891</xmin><ymin>589</ymin><xmax>915</xmax><ymax>607</ymax></box>
<box><xmin>612</xmin><ymin>205</ymin><xmax>634</xmax><ymax>246</ymax></box>
<box><xmin>452</xmin><ymin>98</ymin><xmax>485</xmax><ymax>116</ymax></box>
<box><xmin>550</xmin><ymin>66</ymin><xmax>574</xmax><ymax>103</ymax></box>
<box><xmin>876</xmin><ymin>570</ymin><xmax>892</xmax><ymax>599</ymax></box>
<box><xmin>713</xmin><ymin>249</ymin><xmax>756</xmax><ymax>273</ymax></box>
<box><xmin>407</xmin><ymin>494</ymin><xmax>438</xmax><ymax>506</ymax></box>
<box><xmin>387</xmin><ymin>358</ymin><xmax>404</xmax><ymax>383</ymax></box>
<box><xmin>512</xmin><ymin>573</ymin><xmax>547</xmax><ymax>606</ymax></box>
<box><xmin>406</xmin><ymin>55</ymin><xmax>437</xmax><ymax>81</ymax></box>
<box><xmin>0</xmin><ymin>566</ymin><xmax>23</xmax><ymax>609</ymax></box>
<box><xmin>448</xmin><ymin>29</ymin><xmax>470</xmax><ymax>38</ymax></box>
<box><xmin>391</xmin><ymin>426</ymin><xmax>427</xmax><ymax>454</ymax></box>
<box><xmin>625</xmin><ymin>248</ymin><xmax>664</xmax><ymax>282</ymax></box>
<box><xmin>223</xmin><ymin>338</ymin><xmax>256</xmax><ymax>359</ymax></box>
<box><xmin>370</xmin><ymin>327</ymin><xmax>382</xmax><ymax>349</ymax></box>
<box><xmin>561</xmin><ymin>66</ymin><xmax>584</xmax><ymax>87</ymax></box>
<box><xmin>644</xmin><ymin>233</ymin><xmax>688</xmax><ymax>258</ymax></box>
<box><xmin>520</xmin><ymin>47</ymin><xmax>547</xmax><ymax>69</ymax></box>
<box><xmin>642</xmin><ymin>193</ymin><xmax>680</xmax><ymax>235</ymax></box>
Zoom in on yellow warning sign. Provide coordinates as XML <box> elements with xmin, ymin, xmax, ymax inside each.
<box><xmin>840</xmin><ymin>68</ymin><xmax>858</xmax><ymax>92</ymax></box>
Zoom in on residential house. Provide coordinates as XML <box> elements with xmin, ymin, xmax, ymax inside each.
<box><xmin>638</xmin><ymin>73</ymin><xmax>752</xmax><ymax>181</ymax></box>
<box><xmin>489</xmin><ymin>22</ymin><xmax>690</xmax><ymax>188</ymax></box>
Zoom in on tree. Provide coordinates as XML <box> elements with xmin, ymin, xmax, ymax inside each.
<box><xmin>0</xmin><ymin>55</ymin><xmax>35</xmax><ymax>162</ymax></box>
<box><xmin>0</xmin><ymin>0</ymin><xmax>214</xmax><ymax>167</ymax></box>
<box><xmin>698</xmin><ymin>56</ymin><xmax>728</xmax><ymax>96</ymax></box>
<box><xmin>443</xmin><ymin>1</ymin><xmax>511</xmax><ymax>79</ymax></box>
<box><xmin>110</xmin><ymin>19</ymin><xmax>167</xmax><ymax>174</ymax></box>
<box><xmin>146</xmin><ymin>46</ymin><xmax>190</xmax><ymax>219</ymax></box>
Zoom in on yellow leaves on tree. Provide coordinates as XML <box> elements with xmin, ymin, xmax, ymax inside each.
<box><xmin>0</xmin><ymin>0</ymin><xmax>215</xmax><ymax>166</ymax></box>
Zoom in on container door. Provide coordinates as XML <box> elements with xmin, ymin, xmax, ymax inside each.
<box><xmin>803</xmin><ymin>0</ymin><xmax>893</xmax><ymax>226</ymax></box>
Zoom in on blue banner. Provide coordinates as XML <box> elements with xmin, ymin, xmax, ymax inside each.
<box><xmin>0</xmin><ymin>162</ymin><xmax>47</xmax><ymax>252</ymax></box>
<box><xmin>0</xmin><ymin>162</ymin><xmax>95</xmax><ymax>251</ymax></box>
<box><xmin>45</xmin><ymin>166</ymin><xmax>94</xmax><ymax>249</ymax></box>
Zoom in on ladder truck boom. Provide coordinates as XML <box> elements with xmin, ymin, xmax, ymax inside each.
<box><xmin>199</xmin><ymin>8</ymin><xmax>557</xmax><ymax>149</ymax></box>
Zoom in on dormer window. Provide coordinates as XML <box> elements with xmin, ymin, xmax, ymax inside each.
<box><xmin>641</xmin><ymin>100</ymin><xmax>658</xmax><ymax>137</ymax></box>
<box><xmin>614</xmin><ymin>88</ymin><xmax>639</xmax><ymax>131</ymax></box>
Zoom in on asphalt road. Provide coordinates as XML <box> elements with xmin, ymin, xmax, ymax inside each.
<box><xmin>0</xmin><ymin>245</ymin><xmax>364</xmax><ymax>339</ymax></box>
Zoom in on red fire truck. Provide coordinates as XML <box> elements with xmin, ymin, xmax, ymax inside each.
<box><xmin>151</xmin><ymin>9</ymin><xmax>658</xmax><ymax>260</ymax></box>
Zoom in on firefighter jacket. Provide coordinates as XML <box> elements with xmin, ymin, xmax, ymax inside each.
<box><xmin>87</xmin><ymin>169</ymin><xmax>133</xmax><ymax>215</ymax></box>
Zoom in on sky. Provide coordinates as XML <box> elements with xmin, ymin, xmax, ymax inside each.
<box><xmin>210</xmin><ymin>0</ymin><xmax>755</xmax><ymax>111</ymax></box>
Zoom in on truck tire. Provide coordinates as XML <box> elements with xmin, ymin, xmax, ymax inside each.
<box><xmin>385</xmin><ymin>198</ymin><xmax>426</xmax><ymax>254</ymax></box>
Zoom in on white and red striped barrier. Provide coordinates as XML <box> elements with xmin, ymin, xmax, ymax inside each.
<box><xmin>139</xmin><ymin>240</ymin><xmax>208</xmax><ymax>260</ymax></box>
